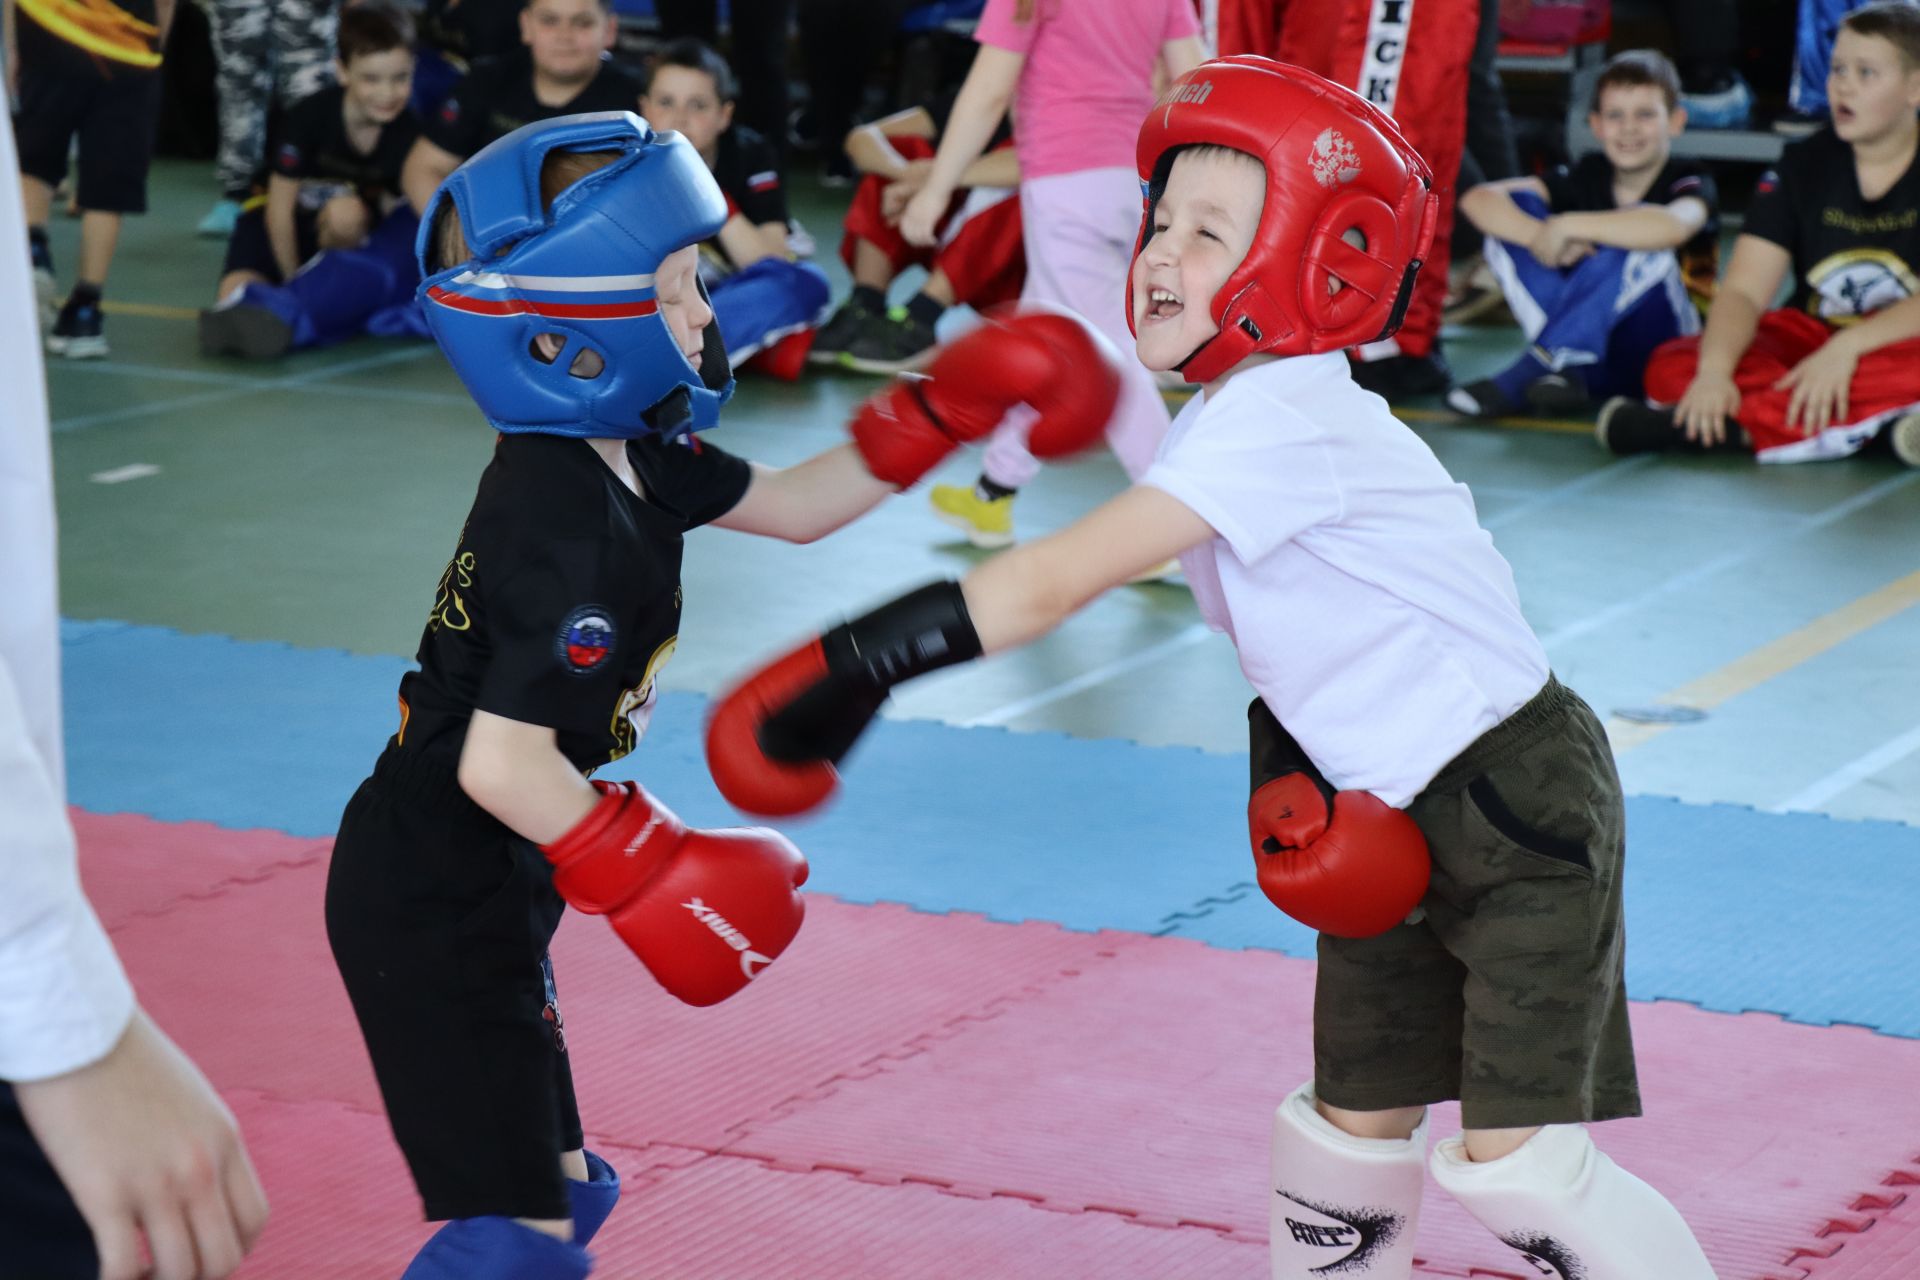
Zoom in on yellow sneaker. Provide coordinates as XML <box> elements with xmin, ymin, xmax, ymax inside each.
<box><xmin>929</xmin><ymin>484</ymin><xmax>1015</xmax><ymax>548</ymax></box>
<box><xmin>1127</xmin><ymin>557</ymin><xmax>1183</xmax><ymax>585</ymax></box>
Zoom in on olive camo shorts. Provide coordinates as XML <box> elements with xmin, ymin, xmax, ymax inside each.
<box><xmin>1311</xmin><ymin>677</ymin><xmax>1642</xmax><ymax>1130</ymax></box>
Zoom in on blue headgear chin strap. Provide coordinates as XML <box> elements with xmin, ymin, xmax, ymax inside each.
<box><xmin>415</xmin><ymin>111</ymin><xmax>735</xmax><ymax>440</ymax></box>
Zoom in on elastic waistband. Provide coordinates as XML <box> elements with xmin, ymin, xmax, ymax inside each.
<box><xmin>369</xmin><ymin>742</ymin><xmax>494</xmax><ymax>827</ymax></box>
<box><xmin>1421</xmin><ymin>676</ymin><xmax>1579</xmax><ymax>798</ymax></box>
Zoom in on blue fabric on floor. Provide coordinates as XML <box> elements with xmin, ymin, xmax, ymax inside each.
<box><xmin>61</xmin><ymin>621</ymin><xmax>1920</xmax><ymax>1036</ymax></box>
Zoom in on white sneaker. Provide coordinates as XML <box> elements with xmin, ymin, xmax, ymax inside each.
<box><xmin>1890</xmin><ymin>410</ymin><xmax>1920</xmax><ymax>468</ymax></box>
<box><xmin>33</xmin><ymin>266</ymin><xmax>57</xmax><ymax>335</ymax></box>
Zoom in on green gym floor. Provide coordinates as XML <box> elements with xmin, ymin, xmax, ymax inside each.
<box><xmin>46</xmin><ymin>157</ymin><xmax>1920</xmax><ymax>827</ymax></box>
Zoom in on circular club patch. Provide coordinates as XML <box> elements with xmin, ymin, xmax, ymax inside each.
<box><xmin>556</xmin><ymin>606</ymin><xmax>617</xmax><ymax>675</ymax></box>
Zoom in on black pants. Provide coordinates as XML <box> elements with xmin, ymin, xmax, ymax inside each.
<box><xmin>1454</xmin><ymin>0</ymin><xmax>1520</xmax><ymax>256</ymax></box>
<box><xmin>0</xmin><ymin>1084</ymin><xmax>98</xmax><ymax>1279</ymax></box>
<box><xmin>325</xmin><ymin>746</ymin><xmax>582</xmax><ymax>1223</ymax></box>
<box><xmin>797</xmin><ymin>0</ymin><xmax>917</xmax><ymax>149</ymax></box>
<box><xmin>657</xmin><ymin>0</ymin><xmax>796</xmax><ymax>158</ymax></box>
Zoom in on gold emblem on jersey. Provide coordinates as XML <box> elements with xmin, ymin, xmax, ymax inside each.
<box><xmin>607</xmin><ymin>635</ymin><xmax>679</xmax><ymax>761</ymax></box>
<box><xmin>1804</xmin><ymin>247</ymin><xmax>1920</xmax><ymax>325</ymax></box>
<box><xmin>429</xmin><ymin>551</ymin><xmax>476</xmax><ymax>633</ymax></box>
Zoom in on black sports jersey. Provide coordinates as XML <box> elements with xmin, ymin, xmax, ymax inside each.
<box><xmin>270</xmin><ymin>86</ymin><xmax>421</xmax><ymax>201</ymax></box>
<box><xmin>1543</xmin><ymin>152</ymin><xmax>1720</xmax><ymax>301</ymax></box>
<box><xmin>395</xmin><ymin>432</ymin><xmax>750</xmax><ymax>771</ymax></box>
<box><xmin>1744</xmin><ymin>127</ymin><xmax>1920</xmax><ymax>325</ymax></box>
<box><xmin>425</xmin><ymin>49</ymin><xmax>641</xmax><ymax>159</ymax></box>
<box><xmin>712</xmin><ymin>125</ymin><xmax>788</xmax><ymax>230</ymax></box>
<box><xmin>419</xmin><ymin>0</ymin><xmax>520</xmax><ymax>64</ymax></box>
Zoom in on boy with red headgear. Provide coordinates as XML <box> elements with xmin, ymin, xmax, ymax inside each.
<box><xmin>705</xmin><ymin>57</ymin><xmax>1716</xmax><ymax>1280</ymax></box>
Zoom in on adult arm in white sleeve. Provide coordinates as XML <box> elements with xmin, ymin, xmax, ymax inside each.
<box><xmin>0</xmin><ymin>113</ymin><xmax>269</xmax><ymax>1280</ymax></box>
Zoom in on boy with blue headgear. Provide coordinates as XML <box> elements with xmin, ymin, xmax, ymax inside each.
<box><xmin>322</xmin><ymin>109</ymin><xmax>1122</xmax><ymax>1278</ymax></box>
<box><xmin>708</xmin><ymin>59</ymin><xmax>1716</xmax><ymax>1280</ymax></box>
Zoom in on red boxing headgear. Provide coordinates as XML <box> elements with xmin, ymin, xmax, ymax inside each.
<box><xmin>1130</xmin><ymin>56</ymin><xmax>1439</xmax><ymax>383</ymax></box>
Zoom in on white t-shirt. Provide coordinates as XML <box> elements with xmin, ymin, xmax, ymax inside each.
<box><xmin>1142</xmin><ymin>353</ymin><xmax>1549</xmax><ymax>807</ymax></box>
<box><xmin>0</xmin><ymin>117</ymin><xmax>134</xmax><ymax>1082</ymax></box>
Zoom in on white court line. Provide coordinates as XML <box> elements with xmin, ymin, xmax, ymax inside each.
<box><xmin>1772</xmin><ymin>721</ymin><xmax>1920</xmax><ymax>813</ymax></box>
<box><xmin>90</xmin><ymin>463</ymin><xmax>161</xmax><ymax>484</ymax></box>
<box><xmin>1481</xmin><ymin>454</ymin><xmax>1655</xmax><ymax>529</ymax></box>
<box><xmin>81</xmin><ymin>361</ymin><xmax>272</xmax><ymax>388</ymax></box>
<box><xmin>53</xmin><ymin>345</ymin><xmax>439</xmax><ymax>431</ymax></box>
<box><xmin>951</xmin><ymin>461</ymin><xmax>1653</xmax><ymax>726</ymax></box>
<box><xmin>954</xmin><ymin>468</ymin><xmax>1919</xmax><ymax>729</ymax></box>
<box><xmin>77</xmin><ymin>357</ymin><xmax>471</xmax><ymax>408</ymax></box>
<box><xmin>1539</xmin><ymin>469</ymin><xmax>1920</xmax><ymax>651</ymax></box>
<box><xmin>959</xmin><ymin>622</ymin><xmax>1215</xmax><ymax>727</ymax></box>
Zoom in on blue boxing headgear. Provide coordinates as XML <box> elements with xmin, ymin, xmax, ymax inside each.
<box><xmin>416</xmin><ymin>111</ymin><xmax>735</xmax><ymax>439</ymax></box>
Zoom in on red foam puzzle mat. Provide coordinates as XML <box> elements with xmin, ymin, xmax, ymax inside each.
<box><xmin>85</xmin><ymin>812</ymin><xmax>1919</xmax><ymax>1278</ymax></box>
<box><xmin>73</xmin><ymin>809</ymin><xmax>331</xmax><ymax>932</ymax></box>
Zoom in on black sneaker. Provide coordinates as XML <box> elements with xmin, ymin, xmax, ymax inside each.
<box><xmin>1595</xmin><ymin>398</ymin><xmax>1677</xmax><ymax>453</ymax></box>
<box><xmin>1351</xmin><ymin>349</ymin><xmax>1452</xmax><ymax>401</ymax></box>
<box><xmin>46</xmin><ymin>295</ymin><xmax>107</xmax><ymax>359</ymax></box>
<box><xmin>840</xmin><ymin>306</ymin><xmax>939</xmax><ymax>374</ymax></box>
<box><xmin>1596</xmin><ymin>396</ymin><xmax>1751</xmax><ymax>454</ymax></box>
<box><xmin>808</xmin><ymin>297</ymin><xmax>878</xmax><ymax>365</ymax></box>
<box><xmin>198</xmin><ymin>302</ymin><xmax>293</xmax><ymax>359</ymax></box>
<box><xmin>819</xmin><ymin>152</ymin><xmax>855</xmax><ymax>189</ymax></box>
<box><xmin>1524</xmin><ymin>372</ymin><xmax>1593</xmax><ymax>418</ymax></box>
<box><xmin>1444</xmin><ymin>377</ymin><xmax>1521</xmax><ymax>420</ymax></box>
<box><xmin>1772</xmin><ymin>107</ymin><xmax>1826</xmax><ymax>138</ymax></box>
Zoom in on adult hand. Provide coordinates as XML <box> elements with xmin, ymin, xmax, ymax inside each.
<box><xmin>1673</xmin><ymin>369</ymin><xmax>1742</xmax><ymax>446</ymax></box>
<box><xmin>14</xmin><ymin>1010</ymin><xmax>268</xmax><ymax>1280</ymax></box>
<box><xmin>1775</xmin><ymin>335</ymin><xmax>1859</xmax><ymax>435</ymax></box>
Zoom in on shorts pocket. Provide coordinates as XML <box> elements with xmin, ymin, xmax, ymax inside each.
<box><xmin>1466</xmin><ymin>775</ymin><xmax>1592</xmax><ymax>873</ymax></box>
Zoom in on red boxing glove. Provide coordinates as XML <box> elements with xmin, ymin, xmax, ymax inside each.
<box><xmin>1250</xmin><ymin>779</ymin><xmax>1430</xmax><ymax>939</ymax></box>
<box><xmin>540</xmin><ymin>782</ymin><xmax>809</xmax><ymax>1006</ymax></box>
<box><xmin>705</xmin><ymin>641</ymin><xmax>848</xmax><ymax>818</ymax></box>
<box><xmin>850</xmin><ymin>305</ymin><xmax>1122</xmax><ymax>488</ymax></box>
<box><xmin>708</xmin><ymin>582</ymin><xmax>981</xmax><ymax>818</ymax></box>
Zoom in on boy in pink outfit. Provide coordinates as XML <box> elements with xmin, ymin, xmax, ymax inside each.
<box><xmin>897</xmin><ymin>0</ymin><xmax>1205</xmax><ymax>548</ymax></box>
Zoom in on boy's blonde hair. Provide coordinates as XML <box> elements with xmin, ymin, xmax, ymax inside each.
<box><xmin>1589</xmin><ymin>49</ymin><xmax>1682</xmax><ymax>114</ymax></box>
<box><xmin>431</xmin><ymin>149</ymin><xmax>623</xmax><ymax>271</ymax></box>
<box><xmin>1841</xmin><ymin>1</ymin><xmax>1920</xmax><ymax>70</ymax></box>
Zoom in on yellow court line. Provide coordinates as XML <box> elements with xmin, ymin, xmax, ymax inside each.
<box><xmin>1395</xmin><ymin>404</ymin><xmax>1593</xmax><ymax>436</ymax></box>
<box><xmin>1608</xmin><ymin>568</ymin><xmax>1920</xmax><ymax>752</ymax></box>
<box><xmin>102</xmin><ymin>299</ymin><xmax>200</xmax><ymax>320</ymax></box>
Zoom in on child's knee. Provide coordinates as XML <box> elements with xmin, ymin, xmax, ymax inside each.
<box><xmin>317</xmin><ymin>194</ymin><xmax>371</xmax><ymax>249</ymax></box>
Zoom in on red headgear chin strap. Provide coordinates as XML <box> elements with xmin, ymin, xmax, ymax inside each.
<box><xmin>1129</xmin><ymin>56</ymin><xmax>1439</xmax><ymax>384</ymax></box>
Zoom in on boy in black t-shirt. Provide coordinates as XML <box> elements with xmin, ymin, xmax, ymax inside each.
<box><xmin>399</xmin><ymin>0</ymin><xmax>639</xmax><ymax>216</ymax></box>
<box><xmin>1450</xmin><ymin>50</ymin><xmax>1718</xmax><ymax>419</ymax></box>
<box><xmin>1613</xmin><ymin>1</ymin><xmax>1920</xmax><ymax>466</ymax></box>
<box><xmin>638</xmin><ymin>38</ymin><xmax>828</xmax><ymax>377</ymax></box>
<box><xmin>200</xmin><ymin>2</ymin><xmax>425</xmax><ymax>359</ymax></box>
<box><xmin>329</xmin><ymin>113</ymin><xmax>1105</xmax><ymax>1277</ymax></box>
<box><xmin>11</xmin><ymin>0</ymin><xmax>174</xmax><ymax>358</ymax></box>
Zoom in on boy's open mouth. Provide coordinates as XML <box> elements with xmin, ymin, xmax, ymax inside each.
<box><xmin>1146</xmin><ymin>287</ymin><xmax>1184</xmax><ymax>322</ymax></box>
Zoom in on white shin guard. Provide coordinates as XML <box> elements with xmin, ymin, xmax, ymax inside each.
<box><xmin>1269</xmin><ymin>1082</ymin><xmax>1427</xmax><ymax>1279</ymax></box>
<box><xmin>1429</xmin><ymin>1124</ymin><xmax>1716</xmax><ymax>1279</ymax></box>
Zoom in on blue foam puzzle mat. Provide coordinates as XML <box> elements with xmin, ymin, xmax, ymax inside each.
<box><xmin>61</xmin><ymin>621</ymin><xmax>1920</xmax><ymax>1035</ymax></box>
